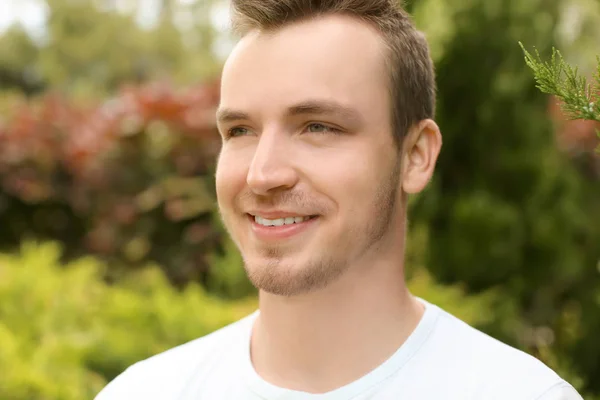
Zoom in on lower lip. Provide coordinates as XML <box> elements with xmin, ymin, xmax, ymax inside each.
<box><xmin>249</xmin><ymin>215</ymin><xmax>318</xmax><ymax>241</ymax></box>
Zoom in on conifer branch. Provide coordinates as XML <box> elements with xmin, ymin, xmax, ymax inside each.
<box><xmin>519</xmin><ymin>42</ymin><xmax>600</xmax><ymax>152</ymax></box>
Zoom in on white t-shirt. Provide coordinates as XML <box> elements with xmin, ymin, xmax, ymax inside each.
<box><xmin>95</xmin><ymin>299</ymin><xmax>583</xmax><ymax>400</ymax></box>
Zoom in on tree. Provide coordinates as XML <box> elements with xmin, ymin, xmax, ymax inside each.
<box><xmin>0</xmin><ymin>0</ymin><xmax>222</xmax><ymax>98</ymax></box>
<box><xmin>40</xmin><ymin>0</ymin><xmax>184</xmax><ymax>95</ymax></box>
<box><xmin>519</xmin><ymin>42</ymin><xmax>600</xmax><ymax>395</ymax></box>
<box><xmin>408</xmin><ymin>0</ymin><xmax>600</xmax><ymax>395</ymax></box>
<box><xmin>0</xmin><ymin>24</ymin><xmax>43</xmax><ymax>95</ymax></box>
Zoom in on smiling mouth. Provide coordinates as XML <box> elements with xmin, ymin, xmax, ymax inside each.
<box><xmin>248</xmin><ymin>214</ymin><xmax>318</xmax><ymax>227</ymax></box>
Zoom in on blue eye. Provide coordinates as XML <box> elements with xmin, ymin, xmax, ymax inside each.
<box><xmin>307</xmin><ymin>123</ymin><xmax>339</xmax><ymax>134</ymax></box>
<box><xmin>228</xmin><ymin>127</ymin><xmax>250</xmax><ymax>137</ymax></box>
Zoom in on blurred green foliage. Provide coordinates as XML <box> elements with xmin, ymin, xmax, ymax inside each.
<box><xmin>408</xmin><ymin>0</ymin><xmax>600</xmax><ymax>394</ymax></box>
<box><xmin>0</xmin><ymin>241</ymin><xmax>256</xmax><ymax>400</ymax></box>
<box><xmin>0</xmin><ymin>239</ymin><xmax>593</xmax><ymax>399</ymax></box>
<box><xmin>0</xmin><ymin>0</ymin><xmax>222</xmax><ymax>97</ymax></box>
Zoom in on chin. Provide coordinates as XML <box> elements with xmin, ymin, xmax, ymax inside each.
<box><xmin>242</xmin><ymin>252</ymin><xmax>349</xmax><ymax>296</ymax></box>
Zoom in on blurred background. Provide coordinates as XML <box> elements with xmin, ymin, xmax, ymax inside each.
<box><xmin>0</xmin><ymin>0</ymin><xmax>599</xmax><ymax>399</ymax></box>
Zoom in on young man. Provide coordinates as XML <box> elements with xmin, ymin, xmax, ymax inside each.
<box><xmin>96</xmin><ymin>0</ymin><xmax>583</xmax><ymax>399</ymax></box>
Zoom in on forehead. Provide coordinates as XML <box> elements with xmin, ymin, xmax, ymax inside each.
<box><xmin>220</xmin><ymin>14</ymin><xmax>390</xmax><ymax>119</ymax></box>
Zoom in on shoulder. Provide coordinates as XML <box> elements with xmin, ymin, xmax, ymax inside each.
<box><xmin>534</xmin><ymin>382</ymin><xmax>584</xmax><ymax>400</ymax></box>
<box><xmin>417</xmin><ymin>301</ymin><xmax>582</xmax><ymax>400</ymax></box>
<box><xmin>94</xmin><ymin>312</ymin><xmax>257</xmax><ymax>400</ymax></box>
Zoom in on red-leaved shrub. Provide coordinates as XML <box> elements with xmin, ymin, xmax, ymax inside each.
<box><xmin>0</xmin><ymin>80</ymin><xmax>224</xmax><ymax>286</ymax></box>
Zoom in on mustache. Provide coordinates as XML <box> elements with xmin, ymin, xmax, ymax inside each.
<box><xmin>236</xmin><ymin>190</ymin><xmax>330</xmax><ymax>214</ymax></box>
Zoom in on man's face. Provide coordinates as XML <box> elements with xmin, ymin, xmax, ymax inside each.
<box><xmin>216</xmin><ymin>15</ymin><xmax>402</xmax><ymax>296</ymax></box>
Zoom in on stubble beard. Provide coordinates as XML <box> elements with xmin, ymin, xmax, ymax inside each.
<box><xmin>242</xmin><ymin>162</ymin><xmax>402</xmax><ymax>297</ymax></box>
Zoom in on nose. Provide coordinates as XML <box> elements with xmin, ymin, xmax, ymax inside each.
<box><xmin>246</xmin><ymin>131</ymin><xmax>299</xmax><ymax>196</ymax></box>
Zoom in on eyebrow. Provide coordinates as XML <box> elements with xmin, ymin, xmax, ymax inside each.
<box><xmin>287</xmin><ymin>100</ymin><xmax>363</xmax><ymax>125</ymax></box>
<box><xmin>215</xmin><ymin>109</ymin><xmax>250</xmax><ymax>124</ymax></box>
<box><xmin>216</xmin><ymin>99</ymin><xmax>363</xmax><ymax>126</ymax></box>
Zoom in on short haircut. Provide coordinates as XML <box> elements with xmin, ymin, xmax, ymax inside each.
<box><xmin>230</xmin><ymin>0</ymin><xmax>436</xmax><ymax>148</ymax></box>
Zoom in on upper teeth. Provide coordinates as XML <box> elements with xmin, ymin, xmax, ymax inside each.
<box><xmin>254</xmin><ymin>215</ymin><xmax>311</xmax><ymax>226</ymax></box>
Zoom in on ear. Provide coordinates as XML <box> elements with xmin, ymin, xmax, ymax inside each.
<box><xmin>401</xmin><ymin>119</ymin><xmax>442</xmax><ymax>194</ymax></box>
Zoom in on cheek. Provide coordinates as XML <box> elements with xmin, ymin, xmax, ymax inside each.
<box><xmin>325</xmin><ymin>153</ymin><xmax>392</xmax><ymax>215</ymax></box>
<box><xmin>215</xmin><ymin>150</ymin><xmax>246</xmax><ymax>210</ymax></box>
<box><xmin>323</xmin><ymin>153</ymin><xmax>381</xmax><ymax>191</ymax></box>
<box><xmin>301</xmin><ymin>161</ymin><xmax>368</xmax><ymax>239</ymax></box>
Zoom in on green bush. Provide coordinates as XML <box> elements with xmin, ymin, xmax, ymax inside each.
<box><xmin>1</xmin><ymin>239</ymin><xmax>592</xmax><ymax>399</ymax></box>
<box><xmin>0</xmin><ymin>241</ymin><xmax>257</xmax><ymax>400</ymax></box>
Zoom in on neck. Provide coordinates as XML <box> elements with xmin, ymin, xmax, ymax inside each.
<box><xmin>249</xmin><ymin>245</ymin><xmax>424</xmax><ymax>394</ymax></box>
